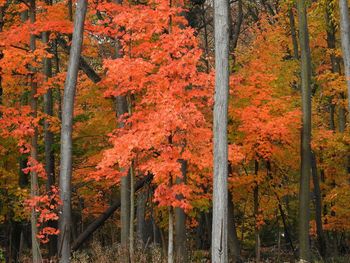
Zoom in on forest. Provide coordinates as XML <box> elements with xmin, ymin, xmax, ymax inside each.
<box><xmin>0</xmin><ymin>0</ymin><xmax>349</xmax><ymax>262</ymax></box>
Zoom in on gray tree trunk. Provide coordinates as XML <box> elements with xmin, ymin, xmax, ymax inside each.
<box><xmin>211</xmin><ymin>0</ymin><xmax>230</xmax><ymax>260</ymax></box>
<box><xmin>29</xmin><ymin>0</ymin><xmax>41</xmax><ymax>261</ymax></box>
<box><xmin>136</xmin><ymin>190</ymin><xmax>147</xmax><ymax>244</ymax></box>
<box><xmin>129</xmin><ymin>164</ymin><xmax>135</xmax><ymax>263</ymax></box>
<box><xmin>58</xmin><ymin>0</ymin><xmax>87</xmax><ymax>261</ymax></box>
<box><xmin>339</xmin><ymin>0</ymin><xmax>350</xmax><ymax>118</ymax></box>
<box><xmin>175</xmin><ymin>160</ymin><xmax>187</xmax><ymax>263</ymax></box>
<box><xmin>297</xmin><ymin>0</ymin><xmax>312</xmax><ymax>261</ymax></box>
<box><xmin>254</xmin><ymin>161</ymin><xmax>260</xmax><ymax>263</ymax></box>
<box><xmin>168</xmin><ymin>207</ymin><xmax>174</xmax><ymax>263</ymax></box>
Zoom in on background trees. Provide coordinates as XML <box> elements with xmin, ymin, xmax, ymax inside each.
<box><xmin>0</xmin><ymin>0</ymin><xmax>349</xmax><ymax>262</ymax></box>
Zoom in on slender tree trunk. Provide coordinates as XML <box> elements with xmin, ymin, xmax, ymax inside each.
<box><xmin>71</xmin><ymin>174</ymin><xmax>153</xmax><ymax>251</ymax></box>
<box><xmin>297</xmin><ymin>0</ymin><xmax>312</xmax><ymax>260</ymax></box>
<box><xmin>28</xmin><ymin>0</ymin><xmax>41</xmax><ymax>261</ymax></box>
<box><xmin>129</xmin><ymin>164</ymin><xmax>135</xmax><ymax>263</ymax></box>
<box><xmin>175</xmin><ymin>160</ymin><xmax>187</xmax><ymax>263</ymax></box>
<box><xmin>339</xmin><ymin>0</ymin><xmax>350</xmax><ymax>117</ymax></box>
<box><xmin>42</xmin><ymin>30</ymin><xmax>57</xmax><ymax>258</ymax></box>
<box><xmin>58</xmin><ymin>0</ymin><xmax>87</xmax><ymax>261</ymax></box>
<box><xmin>168</xmin><ymin>207</ymin><xmax>174</xmax><ymax>263</ymax></box>
<box><xmin>311</xmin><ymin>152</ymin><xmax>327</xmax><ymax>259</ymax></box>
<box><xmin>211</xmin><ymin>0</ymin><xmax>230</xmax><ymax>259</ymax></box>
<box><xmin>227</xmin><ymin>191</ymin><xmax>241</xmax><ymax>262</ymax></box>
<box><xmin>254</xmin><ymin>160</ymin><xmax>260</xmax><ymax>263</ymax></box>
<box><xmin>289</xmin><ymin>7</ymin><xmax>299</xmax><ymax>59</ymax></box>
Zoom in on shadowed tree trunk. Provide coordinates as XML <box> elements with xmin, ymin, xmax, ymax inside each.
<box><xmin>42</xmin><ymin>29</ymin><xmax>57</xmax><ymax>258</ymax></box>
<box><xmin>228</xmin><ymin>191</ymin><xmax>241</xmax><ymax>262</ymax></box>
<box><xmin>58</xmin><ymin>0</ymin><xmax>87</xmax><ymax>261</ymax></box>
<box><xmin>254</xmin><ymin>160</ymin><xmax>260</xmax><ymax>263</ymax></box>
<box><xmin>175</xmin><ymin>160</ymin><xmax>187</xmax><ymax>263</ymax></box>
<box><xmin>311</xmin><ymin>152</ymin><xmax>327</xmax><ymax>259</ymax></box>
<box><xmin>297</xmin><ymin>0</ymin><xmax>312</xmax><ymax>260</ymax></box>
<box><xmin>289</xmin><ymin>7</ymin><xmax>299</xmax><ymax>59</ymax></box>
<box><xmin>211</xmin><ymin>0</ymin><xmax>230</xmax><ymax>259</ymax></box>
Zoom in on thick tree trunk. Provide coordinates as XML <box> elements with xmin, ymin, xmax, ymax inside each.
<box><xmin>311</xmin><ymin>152</ymin><xmax>327</xmax><ymax>259</ymax></box>
<box><xmin>136</xmin><ymin>190</ymin><xmax>147</xmax><ymax>244</ymax></box>
<box><xmin>58</xmin><ymin>0</ymin><xmax>87</xmax><ymax>261</ymax></box>
<box><xmin>339</xmin><ymin>0</ymin><xmax>350</xmax><ymax>117</ymax></box>
<box><xmin>227</xmin><ymin>191</ymin><xmax>241</xmax><ymax>262</ymax></box>
<box><xmin>297</xmin><ymin>0</ymin><xmax>312</xmax><ymax>260</ymax></box>
<box><xmin>211</xmin><ymin>0</ymin><xmax>230</xmax><ymax>259</ymax></box>
<box><xmin>175</xmin><ymin>160</ymin><xmax>187</xmax><ymax>263</ymax></box>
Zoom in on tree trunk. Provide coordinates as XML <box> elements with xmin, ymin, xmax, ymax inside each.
<box><xmin>311</xmin><ymin>152</ymin><xmax>327</xmax><ymax>258</ymax></box>
<box><xmin>115</xmin><ymin>89</ymin><xmax>130</xmax><ymax>259</ymax></box>
<box><xmin>297</xmin><ymin>0</ymin><xmax>312</xmax><ymax>260</ymax></box>
<box><xmin>58</xmin><ymin>0</ymin><xmax>87</xmax><ymax>261</ymax></box>
<box><xmin>136</xmin><ymin>189</ymin><xmax>148</xmax><ymax>244</ymax></box>
<box><xmin>227</xmin><ymin>191</ymin><xmax>241</xmax><ymax>262</ymax></box>
<box><xmin>42</xmin><ymin>30</ymin><xmax>57</xmax><ymax>257</ymax></box>
<box><xmin>168</xmin><ymin>207</ymin><xmax>174</xmax><ymax>263</ymax></box>
<box><xmin>338</xmin><ymin>0</ymin><xmax>350</xmax><ymax>117</ymax></box>
<box><xmin>289</xmin><ymin>7</ymin><xmax>299</xmax><ymax>59</ymax></box>
<box><xmin>211</xmin><ymin>0</ymin><xmax>230</xmax><ymax>259</ymax></box>
<box><xmin>71</xmin><ymin>174</ymin><xmax>153</xmax><ymax>251</ymax></box>
<box><xmin>254</xmin><ymin>160</ymin><xmax>260</xmax><ymax>263</ymax></box>
<box><xmin>175</xmin><ymin>160</ymin><xmax>187</xmax><ymax>263</ymax></box>
<box><xmin>28</xmin><ymin>0</ymin><xmax>41</xmax><ymax>261</ymax></box>
<box><xmin>129</xmin><ymin>165</ymin><xmax>135</xmax><ymax>263</ymax></box>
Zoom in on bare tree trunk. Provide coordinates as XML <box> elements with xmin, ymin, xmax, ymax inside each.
<box><xmin>297</xmin><ymin>0</ymin><xmax>312</xmax><ymax>260</ymax></box>
<box><xmin>42</xmin><ymin>29</ymin><xmax>57</xmax><ymax>258</ymax></box>
<box><xmin>168</xmin><ymin>207</ymin><xmax>174</xmax><ymax>263</ymax></box>
<box><xmin>339</xmin><ymin>0</ymin><xmax>350</xmax><ymax>117</ymax></box>
<box><xmin>129</xmin><ymin>164</ymin><xmax>135</xmax><ymax>263</ymax></box>
<box><xmin>28</xmin><ymin>0</ymin><xmax>41</xmax><ymax>261</ymax></box>
<box><xmin>136</xmin><ymin>190</ymin><xmax>147</xmax><ymax>244</ymax></box>
<box><xmin>311</xmin><ymin>152</ymin><xmax>327</xmax><ymax>259</ymax></box>
<box><xmin>227</xmin><ymin>191</ymin><xmax>241</xmax><ymax>262</ymax></box>
<box><xmin>289</xmin><ymin>7</ymin><xmax>299</xmax><ymax>59</ymax></box>
<box><xmin>254</xmin><ymin>161</ymin><xmax>260</xmax><ymax>263</ymax></box>
<box><xmin>211</xmin><ymin>0</ymin><xmax>230</xmax><ymax>259</ymax></box>
<box><xmin>58</xmin><ymin>0</ymin><xmax>87</xmax><ymax>261</ymax></box>
<box><xmin>175</xmin><ymin>160</ymin><xmax>187</xmax><ymax>263</ymax></box>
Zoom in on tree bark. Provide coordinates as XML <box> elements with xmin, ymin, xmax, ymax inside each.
<box><xmin>168</xmin><ymin>207</ymin><xmax>174</xmax><ymax>263</ymax></box>
<box><xmin>254</xmin><ymin>160</ymin><xmax>260</xmax><ymax>263</ymax></box>
<box><xmin>211</xmin><ymin>0</ymin><xmax>230</xmax><ymax>259</ymax></box>
<box><xmin>28</xmin><ymin>0</ymin><xmax>41</xmax><ymax>261</ymax></box>
<box><xmin>297</xmin><ymin>0</ymin><xmax>312</xmax><ymax>260</ymax></box>
<box><xmin>42</xmin><ymin>30</ymin><xmax>58</xmax><ymax>258</ymax></box>
<box><xmin>129</xmin><ymin>164</ymin><xmax>135</xmax><ymax>263</ymax></box>
<box><xmin>311</xmin><ymin>152</ymin><xmax>327</xmax><ymax>259</ymax></box>
<box><xmin>338</xmin><ymin>0</ymin><xmax>350</xmax><ymax>117</ymax></box>
<box><xmin>58</xmin><ymin>0</ymin><xmax>87</xmax><ymax>261</ymax></box>
<box><xmin>175</xmin><ymin>160</ymin><xmax>187</xmax><ymax>263</ymax></box>
<box><xmin>227</xmin><ymin>191</ymin><xmax>241</xmax><ymax>262</ymax></box>
<box><xmin>289</xmin><ymin>7</ymin><xmax>299</xmax><ymax>59</ymax></box>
